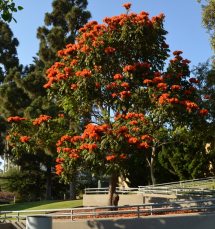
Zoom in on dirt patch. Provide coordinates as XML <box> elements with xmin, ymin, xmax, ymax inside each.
<box><xmin>53</xmin><ymin>207</ymin><xmax>204</xmax><ymax>220</ymax></box>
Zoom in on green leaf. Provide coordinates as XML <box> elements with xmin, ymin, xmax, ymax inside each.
<box><xmin>2</xmin><ymin>12</ymin><xmax>12</xmax><ymax>22</ymax></box>
<box><xmin>18</xmin><ymin>6</ymin><xmax>23</xmax><ymax>10</ymax></box>
<box><xmin>12</xmin><ymin>17</ymin><xmax>17</xmax><ymax>23</ymax></box>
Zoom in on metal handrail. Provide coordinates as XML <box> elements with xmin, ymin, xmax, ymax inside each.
<box><xmin>85</xmin><ymin>186</ymin><xmax>215</xmax><ymax>196</ymax></box>
<box><xmin>139</xmin><ymin>176</ymin><xmax>215</xmax><ymax>188</ymax></box>
<box><xmin>85</xmin><ymin>176</ymin><xmax>215</xmax><ymax>195</ymax></box>
<box><xmin>1</xmin><ymin>198</ymin><xmax>215</xmax><ymax>222</ymax></box>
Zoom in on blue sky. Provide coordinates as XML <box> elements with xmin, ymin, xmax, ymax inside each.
<box><xmin>9</xmin><ymin>0</ymin><xmax>213</xmax><ymax>69</ymax></box>
<box><xmin>0</xmin><ymin>0</ymin><xmax>212</xmax><ymax>170</ymax></box>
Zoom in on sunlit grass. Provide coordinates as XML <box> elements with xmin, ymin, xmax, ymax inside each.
<box><xmin>0</xmin><ymin>199</ymin><xmax>83</xmax><ymax>220</ymax></box>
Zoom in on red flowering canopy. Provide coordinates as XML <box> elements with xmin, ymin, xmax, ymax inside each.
<box><xmin>43</xmin><ymin>4</ymin><xmax>209</xmax><ymax>188</ymax></box>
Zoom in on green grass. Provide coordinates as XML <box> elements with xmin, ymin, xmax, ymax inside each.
<box><xmin>0</xmin><ymin>199</ymin><xmax>83</xmax><ymax>220</ymax></box>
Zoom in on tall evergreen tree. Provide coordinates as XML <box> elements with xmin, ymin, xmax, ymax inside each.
<box><xmin>37</xmin><ymin>0</ymin><xmax>91</xmax><ymax>70</ymax></box>
<box><xmin>0</xmin><ymin>20</ymin><xmax>30</xmax><ymax>118</ymax></box>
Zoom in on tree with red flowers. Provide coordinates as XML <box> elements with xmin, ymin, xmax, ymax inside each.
<box><xmin>6</xmin><ymin>113</ymin><xmax>73</xmax><ymax>200</ymax></box>
<box><xmin>28</xmin><ymin>3</ymin><xmax>210</xmax><ymax>205</ymax></box>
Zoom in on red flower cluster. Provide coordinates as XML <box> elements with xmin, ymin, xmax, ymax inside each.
<box><xmin>203</xmin><ymin>95</ymin><xmax>210</xmax><ymax>99</ymax></box>
<box><xmin>64</xmin><ymin>67</ymin><xmax>73</xmax><ymax>76</ymax></box>
<box><xmin>55</xmin><ymin>164</ymin><xmax>64</xmax><ymax>175</ymax></box>
<box><xmin>88</xmin><ymin>143</ymin><xmax>98</xmax><ymax>152</ymax></box>
<box><xmin>141</xmin><ymin>135</ymin><xmax>153</xmax><ymax>142</ymax></box>
<box><xmin>70</xmin><ymin>59</ymin><xmax>79</xmax><ymax>66</ymax></box>
<box><xmin>20</xmin><ymin>136</ymin><xmax>31</xmax><ymax>143</ymax></box>
<box><xmin>56</xmin><ymin>158</ymin><xmax>65</xmax><ymax>164</ymax></box>
<box><xmin>114</xmin><ymin>74</ymin><xmax>124</xmax><ymax>80</ymax></box>
<box><xmin>171</xmin><ymin>85</ymin><xmax>181</xmax><ymax>90</ymax></box>
<box><xmin>94</xmin><ymin>66</ymin><xmax>102</xmax><ymax>72</ymax></box>
<box><xmin>143</xmin><ymin>79</ymin><xmax>153</xmax><ymax>84</ymax></box>
<box><xmin>130</xmin><ymin>120</ymin><xmax>139</xmax><ymax>125</ymax></box>
<box><xmin>119</xmin><ymin>91</ymin><xmax>131</xmax><ymax>98</ymax></box>
<box><xmin>199</xmin><ymin>109</ymin><xmax>209</xmax><ymax>115</ymax></box>
<box><xmin>158</xmin><ymin>94</ymin><xmax>167</xmax><ymax>104</ymax></box>
<box><xmin>183</xmin><ymin>101</ymin><xmax>199</xmax><ymax>111</ymax></box>
<box><xmin>122</xmin><ymin>3</ymin><xmax>132</xmax><ymax>10</ymax></box>
<box><xmin>8</xmin><ymin>116</ymin><xmax>27</xmax><ymax>122</ymax></box>
<box><xmin>153</xmin><ymin>77</ymin><xmax>163</xmax><ymax>83</ymax></box>
<box><xmin>128</xmin><ymin>137</ymin><xmax>140</xmax><ymax>144</ymax></box>
<box><xmin>33</xmin><ymin>115</ymin><xmax>52</xmax><ymax>125</ymax></box>
<box><xmin>95</xmin><ymin>83</ymin><xmax>101</xmax><ymax>87</ymax></box>
<box><xmin>137</xmin><ymin>142</ymin><xmax>149</xmax><ymax>149</ymax></box>
<box><xmin>120</xmin><ymin>154</ymin><xmax>128</xmax><ymax>159</ymax></box>
<box><xmin>157</xmin><ymin>83</ymin><xmax>167</xmax><ymax>90</ymax></box>
<box><xmin>173</xmin><ymin>50</ymin><xmax>183</xmax><ymax>56</ymax></box>
<box><xmin>123</xmin><ymin>65</ymin><xmax>136</xmax><ymax>72</ymax></box>
<box><xmin>105</xmin><ymin>47</ymin><xmax>116</xmax><ymax>53</ymax></box>
<box><xmin>116</xmin><ymin>126</ymin><xmax>128</xmax><ymax>134</ymax></box>
<box><xmin>184</xmin><ymin>90</ymin><xmax>192</xmax><ymax>95</ymax></box>
<box><xmin>106</xmin><ymin>154</ymin><xmax>116</xmax><ymax>160</ymax></box>
<box><xmin>121</xmin><ymin>82</ymin><xmax>130</xmax><ymax>88</ymax></box>
<box><xmin>189</xmin><ymin>78</ymin><xmax>200</xmax><ymax>84</ymax></box>
<box><xmin>71</xmin><ymin>84</ymin><xmax>79</xmax><ymax>89</ymax></box>
<box><xmin>76</xmin><ymin>69</ymin><xmax>91</xmax><ymax>77</ymax></box>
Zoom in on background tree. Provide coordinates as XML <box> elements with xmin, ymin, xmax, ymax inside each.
<box><xmin>7</xmin><ymin>113</ymin><xmax>78</xmax><ymax>200</ymax></box>
<box><xmin>37</xmin><ymin>0</ymin><xmax>91</xmax><ymax>70</ymax></box>
<box><xmin>3</xmin><ymin>0</ymin><xmax>92</xmax><ymax>199</ymax></box>
<box><xmin>158</xmin><ymin>127</ymin><xmax>214</xmax><ymax>180</ymax></box>
<box><xmin>0</xmin><ymin>20</ymin><xmax>32</xmax><ymax>176</ymax></box>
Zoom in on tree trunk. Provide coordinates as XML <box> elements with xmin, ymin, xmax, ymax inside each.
<box><xmin>150</xmin><ymin>146</ymin><xmax>156</xmax><ymax>186</ymax></box>
<box><xmin>108</xmin><ymin>173</ymin><xmax>118</xmax><ymax>207</ymax></box>
<box><xmin>45</xmin><ymin>165</ymin><xmax>52</xmax><ymax>200</ymax></box>
<box><xmin>70</xmin><ymin>175</ymin><xmax>76</xmax><ymax>200</ymax></box>
<box><xmin>147</xmin><ymin>146</ymin><xmax>156</xmax><ymax>186</ymax></box>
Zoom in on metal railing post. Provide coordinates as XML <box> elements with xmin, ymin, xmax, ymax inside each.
<box><xmin>150</xmin><ymin>206</ymin><xmax>153</xmax><ymax>216</ymax></box>
<box><xmin>137</xmin><ymin>206</ymin><xmax>140</xmax><ymax>218</ymax></box>
<box><xmin>94</xmin><ymin>209</ymin><xmax>96</xmax><ymax>219</ymax></box>
<box><xmin>71</xmin><ymin>209</ymin><xmax>73</xmax><ymax>221</ymax></box>
<box><xmin>17</xmin><ymin>212</ymin><xmax>19</xmax><ymax>222</ymax></box>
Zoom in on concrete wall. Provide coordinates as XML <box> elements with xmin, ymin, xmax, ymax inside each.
<box><xmin>83</xmin><ymin>193</ymin><xmax>215</xmax><ymax>207</ymax></box>
<box><xmin>8</xmin><ymin>213</ymin><xmax>215</xmax><ymax>229</ymax></box>
<box><xmin>83</xmin><ymin>194</ymin><xmax>144</xmax><ymax>206</ymax></box>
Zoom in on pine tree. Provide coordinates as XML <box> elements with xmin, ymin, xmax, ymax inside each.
<box><xmin>15</xmin><ymin>0</ymin><xmax>91</xmax><ymax>118</ymax></box>
<box><xmin>37</xmin><ymin>0</ymin><xmax>91</xmax><ymax>70</ymax></box>
<box><xmin>0</xmin><ymin>20</ymin><xmax>30</xmax><ymax>118</ymax></box>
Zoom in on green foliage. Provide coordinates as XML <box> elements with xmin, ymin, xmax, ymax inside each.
<box><xmin>0</xmin><ymin>168</ymin><xmax>46</xmax><ymax>200</ymax></box>
<box><xmin>198</xmin><ymin>0</ymin><xmax>215</xmax><ymax>62</ymax></box>
<box><xmin>158</xmin><ymin>129</ymin><xmax>212</xmax><ymax>180</ymax></box>
<box><xmin>0</xmin><ymin>21</ymin><xmax>31</xmax><ymax>119</ymax></box>
<box><xmin>0</xmin><ymin>0</ymin><xmax>23</xmax><ymax>23</ymax></box>
<box><xmin>193</xmin><ymin>61</ymin><xmax>215</xmax><ymax>124</ymax></box>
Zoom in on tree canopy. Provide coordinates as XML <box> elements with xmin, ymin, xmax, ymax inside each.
<box><xmin>42</xmin><ymin>3</ymin><xmax>209</xmax><ymax>204</ymax></box>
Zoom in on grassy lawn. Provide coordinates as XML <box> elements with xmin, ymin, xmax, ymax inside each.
<box><xmin>0</xmin><ymin>199</ymin><xmax>83</xmax><ymax>220</ymax></box>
